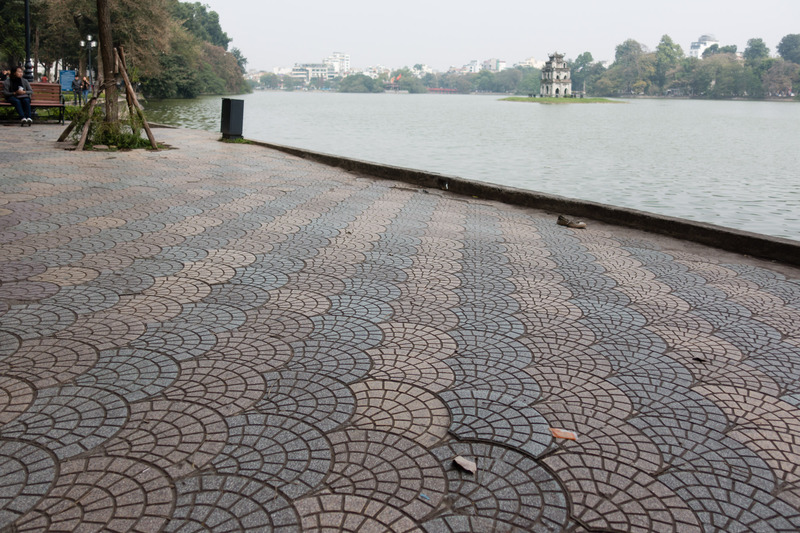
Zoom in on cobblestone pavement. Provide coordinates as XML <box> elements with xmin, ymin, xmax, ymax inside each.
<box><xmin>2</xmin><ymin>126</ymin><xmax>800</xmax><ymax>532</ymax></box>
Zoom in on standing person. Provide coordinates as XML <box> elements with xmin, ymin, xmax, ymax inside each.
<box><xmin>72</xmin><ymin>75</ymin><xmax>82</xmax><ymax>105</ymax></box>
<box><xmin>81</xmin><ymin>76</ymin><xmax>90</xmax><ymax>102</ymax></box>
<box><xmin>2</xmin><ymin>66</ymin><xmax>33</xmax><ymax>126</ymax></box>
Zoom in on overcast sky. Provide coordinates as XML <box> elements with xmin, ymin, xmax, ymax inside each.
<box><xmin>200</xmin><ymin>0</ymin><xmax>800</xmax><ymax>71</ymax></box>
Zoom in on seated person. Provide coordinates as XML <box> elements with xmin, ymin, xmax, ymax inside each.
<box><xmin>2</xmin><ymin>66</ymin><xmax>33</xmax><ymax>126</ymax></box>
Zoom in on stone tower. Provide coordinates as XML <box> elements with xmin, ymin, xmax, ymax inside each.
<box><xmin>540</xmin><ymin>52</ymin><xmax>571</xmax><ymax>97</ymax></box>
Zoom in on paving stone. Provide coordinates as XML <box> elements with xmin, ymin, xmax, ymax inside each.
<box><xmin>1</xmin><ymin>127</ymin><xmax>799</xmax><ymax>531</ymax></box>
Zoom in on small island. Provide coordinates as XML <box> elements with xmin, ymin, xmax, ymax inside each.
<box><xmin>501</xmin><ymin>96</ymin><xmax>619</xmax><ymax>104</ymax></box>
<box><xmin>502</xmin><ymin>53</ymin><xmax>618</xmax><ymax>103</ymax></box>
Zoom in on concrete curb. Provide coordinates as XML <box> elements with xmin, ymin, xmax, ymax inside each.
<box><xmin>247</xmin><ymin>139</ymin><xmax>800</xmax><ymax>268</ymax></box>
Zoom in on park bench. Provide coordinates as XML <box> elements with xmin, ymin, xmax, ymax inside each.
<box><xmin>1</xmin><ymin>82</ymin><xmax>65</xmax><ymax>124</ymax></box>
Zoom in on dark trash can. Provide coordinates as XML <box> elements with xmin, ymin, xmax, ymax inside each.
<box><xmin>221</xmin><ymin>98</ymin><xmax>244</xmax><ymax>140</ymax></box>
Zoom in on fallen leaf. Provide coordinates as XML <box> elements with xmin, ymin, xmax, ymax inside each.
<box><xmin>453</xmin><ymin>455</ymin><xmax>477</xmax><ymax>474</ymax></box>
<box><xmin>550</xmin><ymin>428</ymin><xmax>578</xmax><ymax>440</ymax></box>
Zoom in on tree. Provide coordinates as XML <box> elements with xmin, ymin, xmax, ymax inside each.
<box><xmin>168</xmin><ymin>0</ymin><xmax>230</xmax><ymax>49</ymax></box>
<box><xmin>569</xmin><ymin>52</ymin><xmax>593</xmax><ymax>93</ymax></box>
<box><xmin>0</xmin><ymin>0</ymin><xmax>26</xmax><ymax>67</ymax></box>
<box><xmin>718</xmin><ymin>45</ymin><xmax>738</xmax><ymax>54</ymax></box>
<box><xmin>516</xmin><ymin>67</ymin><xmax>541</xmax><ymax>95</ymax></box>
<box><xmin>97</xmin><ymin>0</ymin><xmax>117</xmax><ymax>121</ymax></box>
<box><xmin>762</xmin><ymin>59</ymin><xmax>800</xmax><ymax>96</ymax></box>
<box><xmin>474</xmin><ymin>70</ymin><xmax>495</xmax><ymax>92</ymax></box>
<box><xmin>777</xmin><ymin>34</ymin><xmax>800</xmax><ymax>65</ymax></box>
<box><xmin>339</xmin><ymin>73</ymin><xmax>382</xmax><ymax>93</ymax></box>
<box><xmin>282</xmin><ymin>76</ymin><xmax>298</xmax><ymax>91</ymax></box>
<box><xmin>260</xmin><ymin>72</ymin><xmax>279</xmax><ymax>88</ymax></box>
<box><xmin>744</xmin><ymin>38</ymin><xmax>770</xmax><ymax>63</ymax></box>
<box><xmin>654</xmin><ymin>35</ymin><xmax>684</xmax><ymax>91</ymax></box>
<box><xmin>702</xmin><ymin>44</ymin><xmax>720</xmax><ymax>58</ymax></box>
<box><xmin>231</xmin><ymin>47</ymin><xmax>247</xmax><ymax>74</ymax></box>
<box><xmin>494</xmin><ymin>68</ymin><xmax>522</xmax><ymax>93</ymax></box>
<box><xmin>612</xmin><ymin>39</ymin><xmax>653</xmax><ymax>93</ymax></box>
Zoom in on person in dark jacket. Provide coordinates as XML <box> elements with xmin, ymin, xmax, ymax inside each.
<box><xmin>72</xmin><ymin>75</ymin><xmax>82</xmax><ymax>105</ymax></box>
<box><xmin>2</xmin><ymin>66</ymin><xmax>33</xmax><ymax>126</ymax></box>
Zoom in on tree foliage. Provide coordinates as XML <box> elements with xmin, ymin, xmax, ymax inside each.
<box><xmin>744</xmin><ymin>38</ymin><xmax>769</xmax><ymax>63</ymax></box>
<box><xmin>339</xmin><ymin>74</ymin><xmax>383</xmax><ymax>93</ymax></box>
<box><xmin>593</xmin><ymin>34</ymin><xmax>799</xmax><ymax>99</ymax></box>
<box><xmin>0</xmin><ymin>0</ymin><xmax>247</xmax><ymax>99</ymax></box>
<box><xmin>777</xmin><ymin>34</ymin><xmax>800</xmax><ymax>65</ymax></box>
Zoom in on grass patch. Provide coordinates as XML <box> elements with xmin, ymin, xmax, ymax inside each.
<box><xmin>501</xmin><ymin>96</ymin><xmax>620</xmax><ymax>104</ymax></box>
<box><xmin>219</xmin><ymin>137</ymin><xmax>253</xmax><ymax>144</ymax></box>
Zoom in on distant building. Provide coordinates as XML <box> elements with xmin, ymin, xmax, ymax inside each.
<box><xmin>324</xmin><ymin>52</ymin><xmax>351</xmax><ymax>76</ymax></box>
<box><xmin>689</xmin><ymin>35</ymin><xmax>719</xmax><ymax>58</ymax></box>
<box><xmin>463</xmin><ymin>60</ymin><xmax>480</xmax><ymax>74</ymax></box>
<box><xmin>362</xmin><ymin>65</ymin><xmax>391</xmax><ymax>79</ymax></box>
<box><xmin>291</xmin><ymin>63</ymin><xmax>332</xmax><ymax>84</ymax></box>
<box><xmin>517</xmin><ymin>57</ymin><xmax>545</xmax><ymax>69</ymax></box>
<box><xmin>540</xmin><ymin>52</ymin><xmax>571</xmax><ymax>97</ymax></box>
<box><xmin>482</xmin><ymin>58</ymin><xmax>506</xmax><ymax>72</ymax></box>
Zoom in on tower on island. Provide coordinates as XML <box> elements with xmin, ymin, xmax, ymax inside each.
<box><xmin>540</xmin><ymin>52</ymin><xmax>571</xmax><ymax>97</ymax></box>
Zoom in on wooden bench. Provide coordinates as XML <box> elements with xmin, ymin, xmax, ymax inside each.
<box><xmin>1</xmin><ymin>82</ymin><xmax>65</xmax><ymax>123</ymax></box>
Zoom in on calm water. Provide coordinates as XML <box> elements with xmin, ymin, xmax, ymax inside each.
<box><xmin>145</xmin><ymin>92</ymin><xmax>800</xmax><ymax>241</ymax></box>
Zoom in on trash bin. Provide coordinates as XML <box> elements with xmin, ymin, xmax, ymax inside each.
<box><xmin>221</xmin><ymin>98</ymin><xmax>244</xmax><ymax>140</ymax></box>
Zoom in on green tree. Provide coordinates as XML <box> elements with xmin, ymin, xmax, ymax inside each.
<box><xmin>231</xmin><ymin>47</ymin><xmax>247</xmax><ymax>74</ymax></box>
<box><xmin>516</xmin><ymin>66</ymin><xmax>541</xmax><ymax>95</ymax></box>
<box><xmin>168</xmin><ymin>0</ymin><xmax>230</xmax><ymax>49</ymax></box>
<box><xmin>494</xmin><ymin>68</ymin><xmax>522</xmax><ymax>93</ymax></box>
<box><xmin>654</xmin><ymin>35</ymin><xmax>684</xmax><ymax>92</ymax></box>
<box><xmin>744</xmin><ymin>38</ymin><xmax>770</xmax><ymax>64</ymax></box>
<box><xmin>569</xmin><ymin>51</ymin><xmax>593</xmax><ymax>92</ymax></box>
<box><xmin>0</xmin><ymin>0</ymin><xmax>27</xmax><ymax>68</ymax></box>
<box><xmin>339</xmin><ymin>73</ymin><xmax>382</xmax><ymax>93</ymax></box>
<box><xmin>450</xmin><ymin>74</ymin><xmax>474</xmax><ymax>94</ymax></box>
<box><xmin>612</xmin><ymin>38</ymin><xmax>653</xmax><ymax>93</ymax></box>
<box><xmin>282</xmin><ymin>76</ymin><xmax>298</xmax><ymax>91</ymax></box>
<box><xmin>392</xmin><ymin>68</ymin><xmax>426</xmax><ymax>93</ymax></box>
<box><xmin>260</xmin><ymin>72</ymin><xmax>279</xmax><ymax>88</ymax></box>
<box><xmin>718</xmin><ymin>45</ymin><xmax>738</xmax><ymax>54</ymax></box>
<box><xmin>474</xmin><ymin>70</ymin><xmax>496</xmax><ymax>92</ymax></box>
<box><xmin>777</xmin><ymin>34</ymin><xmax>800</xmax><ymax>65</ymax></box>
<box><xmin>702</xmin><ymin>44</ymin><xmax>720</xmax><ymax>58</ymax></box>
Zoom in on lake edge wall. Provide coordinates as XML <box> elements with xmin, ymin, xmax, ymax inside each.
<box><xmin>248</xmin><ymin>139</ymin><xmax>800</xmax><ymax>268</ymax></box>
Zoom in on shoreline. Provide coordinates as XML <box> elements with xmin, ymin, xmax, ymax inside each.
<box><xmin>245</xmin><ymin>136</ymin><xmax>800</xmax><ymax>267</ymax></box>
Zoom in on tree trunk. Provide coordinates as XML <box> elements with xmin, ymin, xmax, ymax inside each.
<box><xmin>97</xmin><ymin>0</ymin><xmax>117</xmax><ymax>122</ymax></box>
<box><xmin>34</xmin><ymin>25</ymin><xmax>40</xmax><ymax>79</ymax></box>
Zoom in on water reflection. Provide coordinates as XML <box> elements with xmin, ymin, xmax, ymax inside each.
<box><xmin>144</xmin><ymin>93</ymin><xmax>800</xmax><ymax>241</ymax></box>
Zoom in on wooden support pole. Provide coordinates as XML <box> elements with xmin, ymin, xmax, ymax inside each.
<box><xmin>75</xmin><ymin>96</ymin><xmax>98</xmax><ymax>151</ymax></box>
<box><xmin>115</xmin><ymin>47</ymin><xmax>158</xmax><ymax>150</ymax></box>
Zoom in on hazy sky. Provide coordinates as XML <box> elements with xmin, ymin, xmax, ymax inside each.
<box><xmin>201</xmin><ymin>0</ymin><xmax>800</xmax><ymax>71</ymax></box>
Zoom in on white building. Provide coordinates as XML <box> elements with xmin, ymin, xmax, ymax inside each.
<box><xmin>463</xmin><ymin>60</ymin><xmax>480</xmax><ymax>73</ymax></box>
<box><xmin>517</xmin><ymin>57</ymin><xmax>546</xmax><ymax>69</ymax></box>
<box><xmin>291</xmin><ymin>63</ymin><xmax>332</xmax><ymax>84</ymax></box>
<box><xmin>540</xmin><ymin>52</ymin><xmax>571</xmax><ymax>97</ymax></box>
<box><xmin>482</xmin><ymin>58</ymin><xmax>507</xmax><ymax>72</ymax></box>
<box><xmin>324</xmin><ymin>52</ymin><xmax>351</xmax><ymax>76</ymax></box>
<box><xmin>689</xmin><ymin>35</ymin><xmax>719</xmax><ymax>58</ymax></box>
<box><xmin>362</xmin><ymin>65</ymin><xmax>391</xmax><ymax>79</ymax></box>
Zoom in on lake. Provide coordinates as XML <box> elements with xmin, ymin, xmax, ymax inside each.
<box><xmin>144</xmin><ymin>92</ymin><xmax>800</xmax><ymax>241</ymax></box>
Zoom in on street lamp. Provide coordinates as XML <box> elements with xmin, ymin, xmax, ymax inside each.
<box><xmin>79</xmin><ymin>35</ymin><xmax>97</xmax><ymax>90</ymax></box>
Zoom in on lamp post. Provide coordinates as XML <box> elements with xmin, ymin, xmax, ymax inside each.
<box><xmin>79</xmin><ymin>35</ymin><xmax>97</xmax><ymax>90</ymax></box>
<box><xmin>23</xmin><ymin>0</ymin><xmax>33</xmax><ymax>80</ymax></box>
